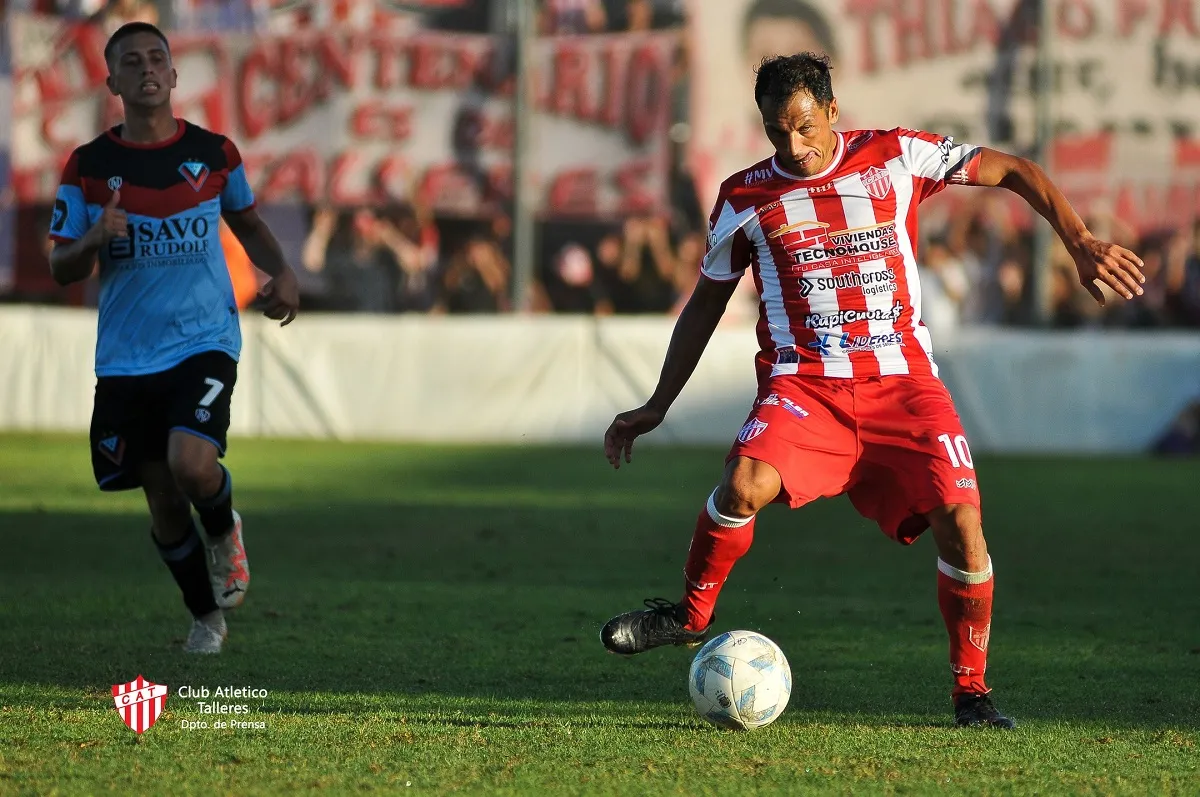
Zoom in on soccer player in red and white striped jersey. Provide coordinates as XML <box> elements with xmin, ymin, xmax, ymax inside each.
<box><xmin>599</xmin><ymin>53</ymin><xmax>1146</xmax><ymax>728</ymax></box>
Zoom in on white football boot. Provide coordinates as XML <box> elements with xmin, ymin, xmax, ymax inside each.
<box><xmin>206</xmin><ymin>510</ymin><xmax>249</xmax><ymax>610</ymax></box>
<box><xmin>185</xmin><ymin>610</ymin><xmax>227</xmax><ymax>654</ymax></box>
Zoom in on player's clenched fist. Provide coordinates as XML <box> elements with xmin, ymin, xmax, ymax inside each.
<box><xmin>87</xmin><ymin>191</ymin><xmax>128</xmax><ymax>246</ymax></box>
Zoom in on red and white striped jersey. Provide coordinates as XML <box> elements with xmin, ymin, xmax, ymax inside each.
<box><xmin>702</xmin><ymin>128</ymin><xmax>982</xmax><ymax>381</ymax></box>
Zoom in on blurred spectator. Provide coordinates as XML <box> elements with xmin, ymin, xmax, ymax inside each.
<box><xmin>742</xmin><ymin>0</ymin><xmax>837</xmax><ymax>70</ymax></box>
<box><xmin>667</xmin><ymin>229</ymin><xmax>705</xmax><ymax>314</ymax></box>
<box><xmin>624</xmin><ymin>0</ymin><xmax>652</xmax><ymax>30</ymax></box>
<box><xmin>1104</xmin><ymin>231</ymin><xmax>1171</xmax><ymax>328</ymax></box>
<box><xmin>538</xmin><ymin>0</ymin><xmax>606</xmax><ymax>34</ymax></box>
<box><xmin>1048</xmin><ymin>209</ymin><xmax>1139</xmax><ymax>327</ymax></box>
<box><xmin>540</xmin><ymin>242</ymin><xmax>613</xmax><ymax>314</ymax></box>
<box><xmin>383</xmin><ymin>201</ymin><xmax>441</xmax><ymax>312</ymax></box>
<box><xmin>302</xmin><ymin>205</ymin><xmax>437</xmax><ymax>314</ymax></box>
<box><xmin>918</xmin><ymin>237</ymin><xmax>969</xmax><ymax>336</ymax></box>
<box><xmin>619</xmin><ymin>215</ymin><xmax>675</xmax><ymax>312</ymax></box>
<box><xmin>91</xmin><ymin>0</ymin><xmax>159</xmax><ymax>32</ymax></box>
<box><xmin>220</xmin><ymin>220</ymin><xmax>260</xmax><ymax>309</ymax></box>
<box><xmin>1175</xmin><ymin>220</ymin><xmax>1200</xmax><ymax>326</ymax></box>
<box><xmin>440</xmin><ymin>215</ymin><xmax>511</xmax><ymax>313</ymax></box>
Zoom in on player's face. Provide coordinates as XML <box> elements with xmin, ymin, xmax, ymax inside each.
<box><xmin>759</xmin><ymin>91</ymin><xmax>840</xmax><ymax>177</ymax></box>
<box><xmin>107</xmin><ymin>32</ymin><xmax>177</xmax><ymax>109</ymax></box>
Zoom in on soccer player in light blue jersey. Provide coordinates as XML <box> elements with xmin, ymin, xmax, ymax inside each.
<box><xmin>48</xmin><ymin>22</ymin><xmax>300</xmax><ymax>654</ymax></box>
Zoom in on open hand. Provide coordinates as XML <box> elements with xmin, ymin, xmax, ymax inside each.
<box><xmin>603</xmin><ymin>404</ymin><xmax>665</xmax><ymax>469</ymax></box>
<box><xmin>259</xmin><ymin>268</ymin><xmax>300</xmax><ymax>326</ymax></box>
<box><xmin>1071</xmin><ymin>235</ymin><xmax>1145</xmax><ymax>305</ymax></box>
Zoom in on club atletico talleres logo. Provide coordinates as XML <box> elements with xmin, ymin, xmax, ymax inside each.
<box><xmin>112</xmin><ymin>675</ymin><xmax>168</xmax><ymax>734</ymax></box>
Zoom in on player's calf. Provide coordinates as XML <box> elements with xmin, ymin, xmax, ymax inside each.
<box><xmin>929</xmin><ymin>505</ymin><xmax>996</xmax><ymax>699</ymax></box>
<box><xmin>166</xmin><ymin>441</ymin><xmax>247</xmax><ymax>610</ymax></box>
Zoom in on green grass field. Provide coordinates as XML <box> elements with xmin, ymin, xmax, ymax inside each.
<box><xmin>1</xmin><ymin>434</ymin><xmax>1197</xmax><ymax>795</ymax></box>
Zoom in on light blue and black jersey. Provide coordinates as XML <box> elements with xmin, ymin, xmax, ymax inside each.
<box><xmin>50</xmin><ymin>120</ymin><xmax>256</xmax><ymax>377</ymax></box>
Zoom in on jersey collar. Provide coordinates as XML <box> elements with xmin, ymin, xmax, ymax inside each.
<box><xmin>771</xmin><ymin>131</ymin><xmax>845</xmax><ymax>183</ymax></box>
<box><xmin>106</xmin><ymin>118</ymin><xmax>186</xmax><ymax>150</ymax></box>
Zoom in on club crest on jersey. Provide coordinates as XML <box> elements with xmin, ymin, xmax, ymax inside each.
<box><xmin>107</xmin><ymin>176</ymin><xmax>123</xmax><ymax>191</ymax></box>
<box><xmin>179</xmin><ymin>161</ymin><xmax>211</xmax><ymax>192</ymax></box>
<box><xmin>969</xmin><ymin>623</ymin><xmax>991</xmax><ymax>652</ymax></box>
<box><xmin>112</xmin><ymin>675</ymin><xmax>168</xmax><ymax>734</ymax></box>
<box><xmin>737</xmin><ymin>418</ymin><xmax>768</xmax><ymax>443</ymax></box>
<box><xmin>861</xmin><ymin>166</ymin><xmax>893</xmax><ymax>200</ymax></box>
<box><xmin>98</xmin><ymin>434</ymin><xmax>125</xmax><ymax>465</ymax></box>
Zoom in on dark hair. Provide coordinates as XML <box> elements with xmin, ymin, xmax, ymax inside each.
<box><xmin>104</xmin><ymin>22</ymin><xmax>171</xmax><ymax>67</ymax></box>
<box><xmin>741</xmin><ymin>0</ymin><xmax>838</xmax><ymax>62</ymax></box>
<box><xmin>754</xmin><ymin>52</ymin><xmax>834</xmax><ymax>108</ymax></box>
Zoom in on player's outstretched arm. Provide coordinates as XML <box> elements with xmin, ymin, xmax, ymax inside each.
<box><xmin>973</xmin><ymin>148</ymin><xmax>1145</xmax><ymax>305</ymax></box>
<box><xmin>223</xmin><ymin>208</ymin><xmax>300</xmax><ymax>326</ymax></box>
<box><xmin>603</xmin><ymin>275</ymin><xmax>739</xmax><ymax>469</ymax></box>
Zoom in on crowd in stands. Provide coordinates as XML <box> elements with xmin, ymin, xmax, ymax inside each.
<box><xmin>287</xmin><ymin>193</ymin><xmax>1200</xmax><ymax>331</ymax></box>
<box><xmin>5</xmin><ymin>0</ymin><xmax>1199</xmax><ymax>329</ymax></box>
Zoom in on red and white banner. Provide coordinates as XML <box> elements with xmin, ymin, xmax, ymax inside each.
<box><xmin>112</xmin><ymin>675</ymin><xmax>169</xmax><ymax>735</ymax></box>
<box><xmin>10</xmin><ymin>14</ymin><xmax>675</xmax><ymax>218</ymax></box>
<box><xmin>689</xmin><ymin>0</ymin><xmax>1200</xmax><ymax>234</ymax></box>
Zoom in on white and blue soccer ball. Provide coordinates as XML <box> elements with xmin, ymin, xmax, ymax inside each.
<box><xmin>688</xmin><ymin>630</ymin><xmax>792</xmax><ymax>731</ymax></box>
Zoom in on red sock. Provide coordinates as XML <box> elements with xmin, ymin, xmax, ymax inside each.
<box><xmin>680</xmin><ymin>491</ymin><xmax>755</xmax><ymax>631</ymax></box>
<box><xmin>937</xmin><ymin>557</ymin><xmax>994</xmax><ymax>697</ymax></box>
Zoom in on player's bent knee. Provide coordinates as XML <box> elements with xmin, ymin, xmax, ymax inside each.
<box><xmin>928</xmin><ymin>503</ymin><xmax>988</xmax><ymax>572</ymax></box>
<box><xmin>930</xmin><ymin>503</ymin><xmax>982</xmax><ymax>536</ymax></box>
<box><xmin>715</xmin><ymin>458</ymin><xmax>781</xmax><ymax>518</ymax></box>
<box><xmin>167</xmin><ymin>454</ymin><xmax>220</xmax><ymax>499</ymax></box>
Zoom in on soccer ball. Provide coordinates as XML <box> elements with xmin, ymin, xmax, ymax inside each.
<box><xmin>688</xmin><ymin>630</ymin><xmax>791</xmax><ymax>731</ymax></box>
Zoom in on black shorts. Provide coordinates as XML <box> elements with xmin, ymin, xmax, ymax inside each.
<box><xmin>90</xmin><ymin>351</ymin><xmax>238</xmax><ymax>491</ymax></box>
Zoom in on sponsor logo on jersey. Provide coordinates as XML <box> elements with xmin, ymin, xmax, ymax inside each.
<box><xmin>780</xmin><ymin>397</ymin><xmax>809</xmax><ymax>419</ymax></box>
<box><xmin>108</xmin><ymin>212</ymin><xmax>212</xmax><ymax>265</ymax></box>
<box><xmin>955</xmin><ymin>478</ymin><xmax>976</xmax><ymax>490</ymax></box>
<box><xmin>803</xmin><ymin>302</ymin><xmax>904</xmax><ymax>330</ymax></box>
<box><xmin>861</xmin><ymin>166</ymin><xmax>893</xmax><ymax>200</ymax></box>
<box><xmin>807</xmin><ymin>330</ymin><xmax>904</xmax><ymax>356</ymax></box>
<box><xmin>755</xmin><ymin>393</ymin><xmax>809</xmax><ymax>419</ymax></box>
<box><xmin>937</xmin><ymin>136</ymin><xmax>955</xmax><ymax>164</ymax></box>
<box><xmin>799</xmin><ymin>268</ymin><xmax>897</xmax><ymax>298</ymax></box>
<box><xmin>769</xmin><ymin>219</ymin><xmax>901</xmax><ymax>272</ymax></box>
<box><xmin>744</xmin><ymin>167</ymin><xmax>773</xmax><ymax>185</ymax></box>
<box><xmin>179</xmin><ymin>161</ymin><xmax>211</xmax><ymax>192</ymax></box>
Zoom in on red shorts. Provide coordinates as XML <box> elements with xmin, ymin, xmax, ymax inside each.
<box><xmin>728</xmin><ymin>374</ymin><xmax>981</xmax><ymax>544</ymax></box>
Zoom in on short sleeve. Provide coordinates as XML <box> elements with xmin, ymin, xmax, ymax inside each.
<box><xmin>219</xmin><ymin>138</ymin><xmax>256</xmax><ymax>213</ymax></box>
<box><xmin>897</xmin><ymin>128</ymin><xmax>982</xmax><ymax>203</ymax></box>
<box><xmin>700</xmin><ymin>196</ymin><xmax>753</xmax><ymax>282</ymax></box>
<box><xmin>49</xmin><ymin>151</ymin><xmax>89</xmax><ymax>243</ymax></box>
